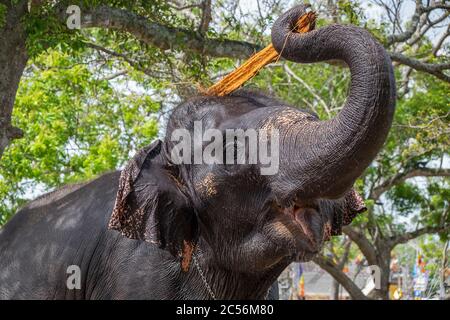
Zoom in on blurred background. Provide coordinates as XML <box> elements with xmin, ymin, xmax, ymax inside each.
<box><xmin>0</xmin><ymin>0</ymin><xmax>448</xmax><ymax>299</ymax></box>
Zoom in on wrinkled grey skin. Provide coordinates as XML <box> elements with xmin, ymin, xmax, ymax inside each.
<box><xmin>0</xmin><ymin>5</ymin><xmax>395</xmax><ymax>299</ymax></box>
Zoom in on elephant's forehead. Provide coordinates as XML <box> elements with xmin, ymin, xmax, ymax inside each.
<box><xmin>170</xmin><ymin>94</ymin><xmax>281</xmax><ymax>128</ymax></box>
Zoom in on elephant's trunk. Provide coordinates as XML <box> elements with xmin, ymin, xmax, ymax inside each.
<box><xmin>270</xmin><ymin>5</ymin><xmax>396</xmax><ymax>200</ymax></box>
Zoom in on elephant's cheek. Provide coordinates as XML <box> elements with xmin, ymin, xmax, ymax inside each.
<box><xmin>263</xmin><ymin>212</ymin><xmax>325</xmax><ymax>255</ymax></box>
<box><xmin>294</xmin><ymin>208</ymin><xmax>325</xmax><ymax>251</ymax></box>
<box><xmin>266</xmin><ymin>220</ymin><xmax>298</xmax><ymax>246</ymax></box>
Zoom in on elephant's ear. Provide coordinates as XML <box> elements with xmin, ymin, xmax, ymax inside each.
<box><xmin>325</xmin><ymin>189</ymin><xmax>367</xmax><ymax>239</ymax></box>
<box><xmin>108</xmin><ymin>140</ymin><xmax>197</xmax><ymax>271</ymax></box>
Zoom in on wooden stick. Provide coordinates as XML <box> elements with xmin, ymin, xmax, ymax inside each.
<box><xmin>206</xmin><ymin>12</ymin><xmax>317</xmax><ymax>97</ymax></box>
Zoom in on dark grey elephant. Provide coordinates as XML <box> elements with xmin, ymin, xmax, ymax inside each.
<box><xmin>0</xmin><ymin>5</ymin><xmax>395</xmax><ymax>299</ymax></box>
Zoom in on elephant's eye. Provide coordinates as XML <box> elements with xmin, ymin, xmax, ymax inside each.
<box><xmin>270</xmin><ymin>200</ymin><xmax>283</xmax><ymax>212</ymax></box>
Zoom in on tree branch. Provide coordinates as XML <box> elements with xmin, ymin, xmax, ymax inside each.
<box><xmin>283</xmin><ymin>64</ymin><xmax>331</xmax><ymax>117</ymax></box>
<box><xmin>385</xmin><ymin>0</ymin><xmax>450</xmax><ymax>45</ymax></box>
<box><xmin>100</xmin><ymin>70</ymin><xmax>128</xmax><ymax>81</ymax></box>
<box><xmin>338</xmin><ymin>238</ymin><xmax>353</xmax><ymax>269</ymax></box>
<box><xmin>389</xmin><ymin>52</ymin><xmax>450</xmax><ymax>83</ymax></box>
<box><xmin>386</xmin><ymin>0</ymin><xmax>422</xmax><ymax>45</ymax></box>
<box><xmin>406</xmin><ymin>11</ymin><xmax>449</xmax><ymax>48</ymax></box>
<box><xmin>421</xmin><ymin>3</ymin><xmax>450</xmax><ymax>12</ymax></box>
<box><xmin>370</xmin><ymin>167</ymin><xmax>450</xmax><ymax>200</ymax></box>
<box><xmin>313</xmin><ymin>255</ymin><xmax>370</xmax><ymax>300</ymax></box>
<box><xmin>433</xmin><ymin>24</ymin><xmax>450</xmax><ymax>57</ymax></box>
<box><xmin>198</xmin><ymin>0</ymin><xmax>212</xmax><ymax>35</ymax></box>
<box><xmin>56</xmin><ymin>4</ymin><xmax>450</xmax><ymax>83</ymax></box>
<box><xmin>86</xmin><ymin>42</ymin><xmax>139</xmax><ymax>67</ymax></box>
<box><xmin>375</xmin><ymin>1</ymin><xmax>450</xmax><ymax>83</ymax></box>
<box><xmin>167</xmin><ymin>2</ymin><xmax>202</xmax><ymax>11</ymax></box>
<box><xmin>342</xmin><ymin>226</ymin><xmax>378</xmax><ymax>265</ymax></box>
<box><xmin>58</xmin><ymin>5</ymin><xmax>260</xmax><ymax>60</ymax></box>
<box><xmin>389</xmin><ymin>224</ymin><xmax>450</xmax><ymax>246</ymax></box>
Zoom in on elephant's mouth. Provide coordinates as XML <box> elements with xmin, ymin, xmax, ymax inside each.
<box><xmin>266</xmin><ymin>200</ymin><xmax>325</xmax><ymax>260</ymax></box>
<box><xmin>283</xmin><ymin>205</ymin><xmax>323</xmax><ymax>250</ymax></box>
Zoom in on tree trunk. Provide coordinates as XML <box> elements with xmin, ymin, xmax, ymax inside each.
<box><xmin>330</xmin><ymin>280</ymin><xmax>340</xmax><ymax>300</ymax></box>
<box><xmin>0</xmin><ymin>1</ymin><xmax>28</xmax><ymax>160</ymax></box>
<box><xmin>371</xmin><ymin>245</ymin><xmax>391</xmax><ymax>300</ymax></box>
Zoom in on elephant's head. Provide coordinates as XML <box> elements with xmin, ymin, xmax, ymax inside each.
<box><xmin>108</xmin><ymin>4</ymin><xmax>395</xmax><ymax>297</ymax></box>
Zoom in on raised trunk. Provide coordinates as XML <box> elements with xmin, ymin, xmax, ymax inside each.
<box><xmin>271</xmin><ymin>5</ymin><xmax>396</xmax><ymax>200</ymax></box>
<box><xmin>0</xmin><ymin>1</ymin><xmax>28</xmax><ymax>159</ymax></box>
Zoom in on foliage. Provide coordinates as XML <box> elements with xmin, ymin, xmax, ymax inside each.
<box><xmin>0</xmin><ymin>3</ymin><xmax>7</xmax><ymax>28</ymax></box>
<box><xmin>0</xmin><ymin>49</ymin><xmax>159</xmax><ymax>224</ymax></box>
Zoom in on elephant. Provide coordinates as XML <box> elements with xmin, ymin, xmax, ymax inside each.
<box><xmin>0</xmin><ymin>4</ymin><xmax>395</xmax><ymax>299</ymax></box>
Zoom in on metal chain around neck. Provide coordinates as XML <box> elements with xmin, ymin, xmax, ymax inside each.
<box><xmin>192</xmin><ymin>251</ymin><xmax>216</xmax><ymax>300</ymax></box>
<box><xmin>191</xmin><ymin>248</ymin><xmax>272</xmax><ymax>300</ymax></box>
